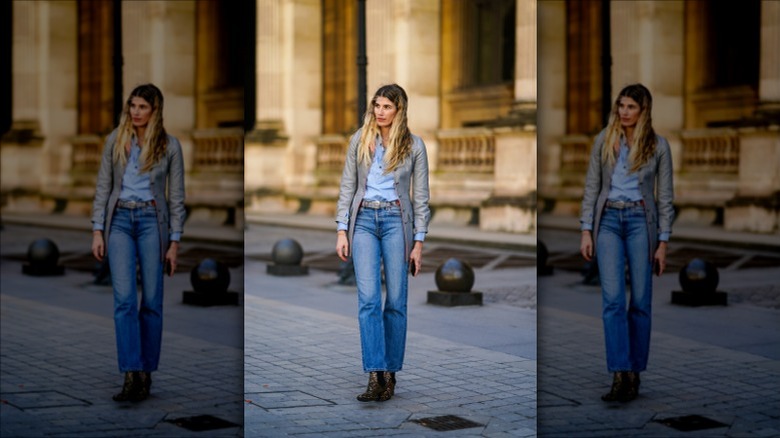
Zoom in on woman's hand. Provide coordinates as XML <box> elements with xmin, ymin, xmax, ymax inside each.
<box><xmin>165</xmin><ymin>241</ymin><xmax>179</xmax><ymax>277</ymax></box>
<box><xmin>580</xmin><ymin>231</ymin><xmax>594</xmax><ymax>261</ymax></box>
<box><xmin>409</xmin><ymin>241</ymin><xmax>423</xmax><ymax>277</ymax></box>
<box><xmin>654</xmin><ymin>241</ymin><xmax>668</xmax><ymax>276</ymax></box>
<box><xmin>92</xmin><ymin>231</ymin><xmax>105</xmax><ymax>262</ymax></box>
<box><xmin>336</xmin><ymin>231</ymin><xmax>350</xmax><ymax>262</ymax></box>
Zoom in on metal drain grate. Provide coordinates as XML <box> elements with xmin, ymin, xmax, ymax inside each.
<box><xmin>411</xmin><ymin>415</ymin><xmax>484</xmax><ymax>431</ymax></box>
<box><xmin>655</xmin><ymin>414</ymin><xmax>728</xmax><ymax>432</ymax></box>
<box><xmin>165</xmin><ymin>414</ymin><xmax>240</xmax><ymax>432</ymax></box>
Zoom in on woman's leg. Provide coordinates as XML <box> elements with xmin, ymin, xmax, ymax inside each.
<box><xmin>624</xmin><ymin>207</ymin><xmax>652</xmax><ymax>372</ymax></box>
<box><xmin>352</xmin><ymin>208</ymin><xmax>387</xmax><ymax>372</ymax></box>
<box><xmin>107</xmin><ymin>208</ymin><xmax>144</xmax><ymax>372</ymax></box>
<box><xmin>378</xmin><ymin>207</ymin><xmax>408</xmax><ymax>373</ymax></box>
<box><xmin>135</xmin><ymin>206</ymin><xmax>164</xmax><ymax>372</ymax></box>
<box><xmin>596</xmin><ymin>208</ymin><xmax>632</xmax><ymax>373</ymax></box>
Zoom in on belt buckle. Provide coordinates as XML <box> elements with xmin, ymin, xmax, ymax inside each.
<box><xmin>364</xmin><ymin>200</ymin><xmax>379</xmax><ymax>209</ymax></box>
<box><xmin>126</xmin><ymin>201</ymin><xmax>137</xmax><ymax>209</ymax></box>
<box><xmin>614</xmin><ymin>201</ymin><xmax>626</xmax><ymax>209</ymax></box>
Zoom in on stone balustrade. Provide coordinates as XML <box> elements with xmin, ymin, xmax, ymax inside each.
<box><xmin>436</xmin><ymin>129</ymin><xmax>495</xmax><ymax>173</ymax></box>
<box><xmin>680</xmin><ymin>129</ymin><xmax>740</xmax><ymax>174</ymax></box>
<box><xmin>192</xmin><ymin>128</ymin><xmax>244</xmax><ymax>173</ymax></box>
<box><xmin>69</xmin><ymin>135</ymin><xmax>103</xmax><ymax>186</ymax></box>
<box><xmin>315</xmin><ymin>134</ymin><xmax>348</xmax><ymax>173</ymax></box>
<box><xmin>70</xmin><ymin>135</ymin><xmax>103</xmax><ymax>172</ymax></box>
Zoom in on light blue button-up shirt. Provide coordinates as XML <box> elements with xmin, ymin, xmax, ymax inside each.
<box><xmin>338</xmin><ymin>138</ymin><xmax>425</xmax><ymax>241</ymax></box>
<box><xmin>581</xmin><ymin>140</ymin><xmax>668</xmax><ymax>241</ymax></box>
<box><xmin>93</xmin><ymin>137</ymin><xmax>181</xmax><ymax>242</ymax></box>
<box><xmin>118</xmin><ymin>138</ymin><xmax>155</xmax><ymax>203</ymax></box>
<box><xmin>363</xmin><ymin>142</ymin><xmax>397</xmax><ymax>202</ymax></box>
<box><xmin>607</xmin><ymin>143</ymin><xmax>643</xmax><ymax>203</ymax></box>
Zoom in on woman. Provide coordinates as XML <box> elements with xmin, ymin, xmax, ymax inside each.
<box><xmin>91</xmin><ymin>84</ymin><xmax>185</xmax><ymax>402</ymax></box>
<box><xmin>579</xmin><ymin>84</ymin><xmax>674</xmax><ymax>402</ymax></box>
<box><xmin>335</xmin><ymin>84</ymin><xmax>430</xmax><ymax>402</ymax></box>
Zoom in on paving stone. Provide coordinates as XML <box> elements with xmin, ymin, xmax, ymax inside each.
<box><xmin>1</xmin><ymin>224</ymin><xmax>243</xmax><ymax>437</ymax></box>
<box><xmin>244</xmin><ymin>234</ymin><xmax>537</xmax><ymax>438</ymax></box>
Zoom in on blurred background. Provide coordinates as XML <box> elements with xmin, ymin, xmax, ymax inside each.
<box><xmin>538</xmin><ymin>0</ymin><xmax>779</xmax><ymax>235</ymax></box>
<box><xmin>1</xmin><ymin>0</ymin><xmax>249</xmax><ymax>228</ymax></box>
<box><xmin>245</xmin><ymin>0</ymin><xmax>538</xmax><ymax>235</ymax></box>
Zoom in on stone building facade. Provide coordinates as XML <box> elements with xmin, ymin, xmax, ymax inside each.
<box><xmin>538</xmin><ymin>0</ymin><xmax>780</xmax><ymax>234</ymax></box>
<box><xmin>1</xmin><ymin>0</ymin><xmax>247</xmax><ymax>226</ymax></box>
<box><xmin>245</xmin><ymin>0</ymin><xmax>538</xmax><ymax>233</ymax></box>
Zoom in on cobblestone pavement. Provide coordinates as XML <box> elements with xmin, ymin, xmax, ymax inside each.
<box><xmin>0</xmin><ymin>223</ymin><xmax>244</xmax><ymax>437</ymax></box>
<box><xmin>538</xmin><ymin>227</ymin><xmax>780</xmax><ymax>437</ymax></box>
<box><xmin>4</xmin><ymin>213</ymin><xmax>777</xmax><ymax>436</ymax></box>
<box><xmin>244</xmin><ymin>223</ymin><xmax>537</xmax><ymax>437</ymax></box>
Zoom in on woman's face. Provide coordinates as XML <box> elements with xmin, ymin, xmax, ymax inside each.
<box><xmin>374</xmin><ymin>96</ymin><xmax>397</xmax><ymax>130</ymax></box>
<box><xmin>618</xmin><ymin>96</ymin><xmax>641</xmax><ymax>128</ymax></box>
<box><xmin>129</xmin><ymin>96</ymin><xmax>153</xmax><ymax>128</ymax></box>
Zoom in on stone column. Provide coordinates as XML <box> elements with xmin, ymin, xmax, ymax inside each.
<box><xmin>362</xmin><ymin>0</ymin><xmax>441</xmax><ymax>213</ymax></box>
<box><xmin>3</xmin><ymin>0</ymin><xmax>45</xmax><ymax>203</ymax></box>
<box><xmin>611</xmin><ymin>1</ymin><xmax>686</xmax><ymax>221</ymax></box>
<box><xmin>365</xmin><ymin>1</ymin><xmax>394</xmax><ymax>105</ymax></box>
<box><xmin>538</xmin><ymin>0</ymin><xmax>566</xmax><ymax>208</ymax></box>
<box><xmin>758</xmin><ymin>0</ymin><xmax>780</xmax><ymax>115</ymax></box>
<box><xmin>255</xmin><ymin>0</ymin><xmax>284</xmax><ymax>130</ymax></box>
<box><xmin>281</xmin><ymin>0</ymin><xmax>322</xmax><ymax>195</ymax></box>
<box><xmin>391</xmin><ymin>0</ymin><xmax>440</xmax><ymax>137</ymax></box>
<box><xmin>515</xmin><ymin>0</ymin><xmax>536</xmax><ymax>106</ymax></box>
<box><xmin>2</xmin><ymin>1</ymin><xmax>78</xmax><ymax>213</ymax></box>
<box><xmin>611</xmin><ymin>1</ymin><xmax>684</xmax><ymax>135</ymax></box>
<box><xmin>122</xmin><ymin>1</ymin><xmax>196</xmax><ymax>140</ymax></box>
<box><xmin>723</xmin><ymin>1</ymin><xmax>780</xmax><ymax>234</ymax></box>
<box><xmin>480</xmin><ymin>0</ymin><xmax>537</xmax><ymax>234</ymax></box>
<box><xmin>245</xmin><ymin>0</ymin><xmax>288</xmax><ymax>207</ymax></box>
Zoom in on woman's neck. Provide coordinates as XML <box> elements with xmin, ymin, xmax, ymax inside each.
<box><xmin>624</xmin><ymin>126</ymin><xmax>635</xmax><ymax>144</ymax></box>
<box><xmin>380</xmin><ymin>127</ymin><xmax>390</xmax><ymax>142</ymax></box>
<box><xmin>134</xmin><ymin>126</ymin><xmax>146</xmax><ymax>143</ymax></box>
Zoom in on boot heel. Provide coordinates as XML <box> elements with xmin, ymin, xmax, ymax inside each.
<box><xmin>601</xmin><ymin>371</ymin><xmax>627</xmax><ymax>402</ymax></box>
<box><xmin>112</xmin><ymin>371</ymin><xmax>140</xmax><ymax>402</ymax></box>
<box><xmin>356</xmin><ymin>372</ymin><xmax>386</xmax><ymax>402</ymax></box>
<box><xmin>378</xmin><ymin>372</ymin><xmax>395</xmax><ymax>401</ymax></box>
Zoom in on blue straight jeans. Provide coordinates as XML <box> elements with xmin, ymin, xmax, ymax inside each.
<box><xmin>596</xmin><ymin>205</ymin><xmax>653</xmax><ymax>373</ymax></box>
<box><xmin>352</xmin><ymin>205</ymin><xmax>408</xmax><ymax>373</ymax></box>
<box><xmin>107</xmin><ymin>205</ymin><xmax>164</xmax><ymax>373</ymax></box>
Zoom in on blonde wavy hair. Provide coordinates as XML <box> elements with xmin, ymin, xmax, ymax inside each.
<box><xmin>601</xmin><ymin>83</ymin><xmax>656</xmax><ymax>172</ymax></box>
<box><xmin>113</xmin><ymin>84</ymin><xmax>168</xmax><ymax>172</ymax></box>
<box><xmin>356</xmin><ymin>84</ymin><xmax>413</xmax><ymax>173</ymax></box>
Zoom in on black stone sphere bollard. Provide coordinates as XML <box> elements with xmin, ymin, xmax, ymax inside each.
<box><xmin>182</xmin><ymin>258</ymin><xmax>239</xmax><ymax>306</ymax></box>
<box><xmin>538</xmin><ymin>240</ymin><xmax>553</xmax><ymax>276</ymax></box>
<box><xmin>671</xmin><ymin>258</ymin><xmax>727</xmax><ymax>306</ymax></box>
<box><xmin>267</xmin><ymin>238</ymin><xmax>309</xmax><ymax>276</ymax></box>
<box><xmin>427</xmin><ymin>258</ymin><xmax>483</xmax><ymax>306</ymax></box>
<box><xmin>23</xmin><ymin>238</ymin><xmax>65</xmax><ymax>276</ymax></box>
<box><xmin>191</xmin><ymin>258</ymin><xmax>231</xmax><ymax>294</ymax></box>
<box><xmin>435</xmin><ymin>258</ymin><xmax>475</xmax><ymax>292</ymax></box>
<box><xmin>679</xmin><ymin>258</ymin><xmax>719</xmax><ymax>293</ymax></box>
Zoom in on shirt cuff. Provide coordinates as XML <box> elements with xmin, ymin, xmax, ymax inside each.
<box><xmin>580</xmin><ymin>222</ymin><xmax>593</xmax><ymax>231</ymax></box>
<box><xmin>414</xmin><ymin>232</ymin><xmax>426</xmax><ymax>242</ymax></box>
<box><xmin>92</xmin><ymin>223</ymin><xmax>104</xmax><ymax>232</ymax></box>
<box><xmin>170</xmin><ymin>232</ymin><xmax>181</xmax><ymax>242</ymax></box>
<box><xmin>337</xmin><ymin>222</ymin><xmax>348</xmax><ymax>232</ymax></box>
<box><xmin>658</xmin><ymin>232</ymin><xmax>669</xmax><ymax>242</ymax></box>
